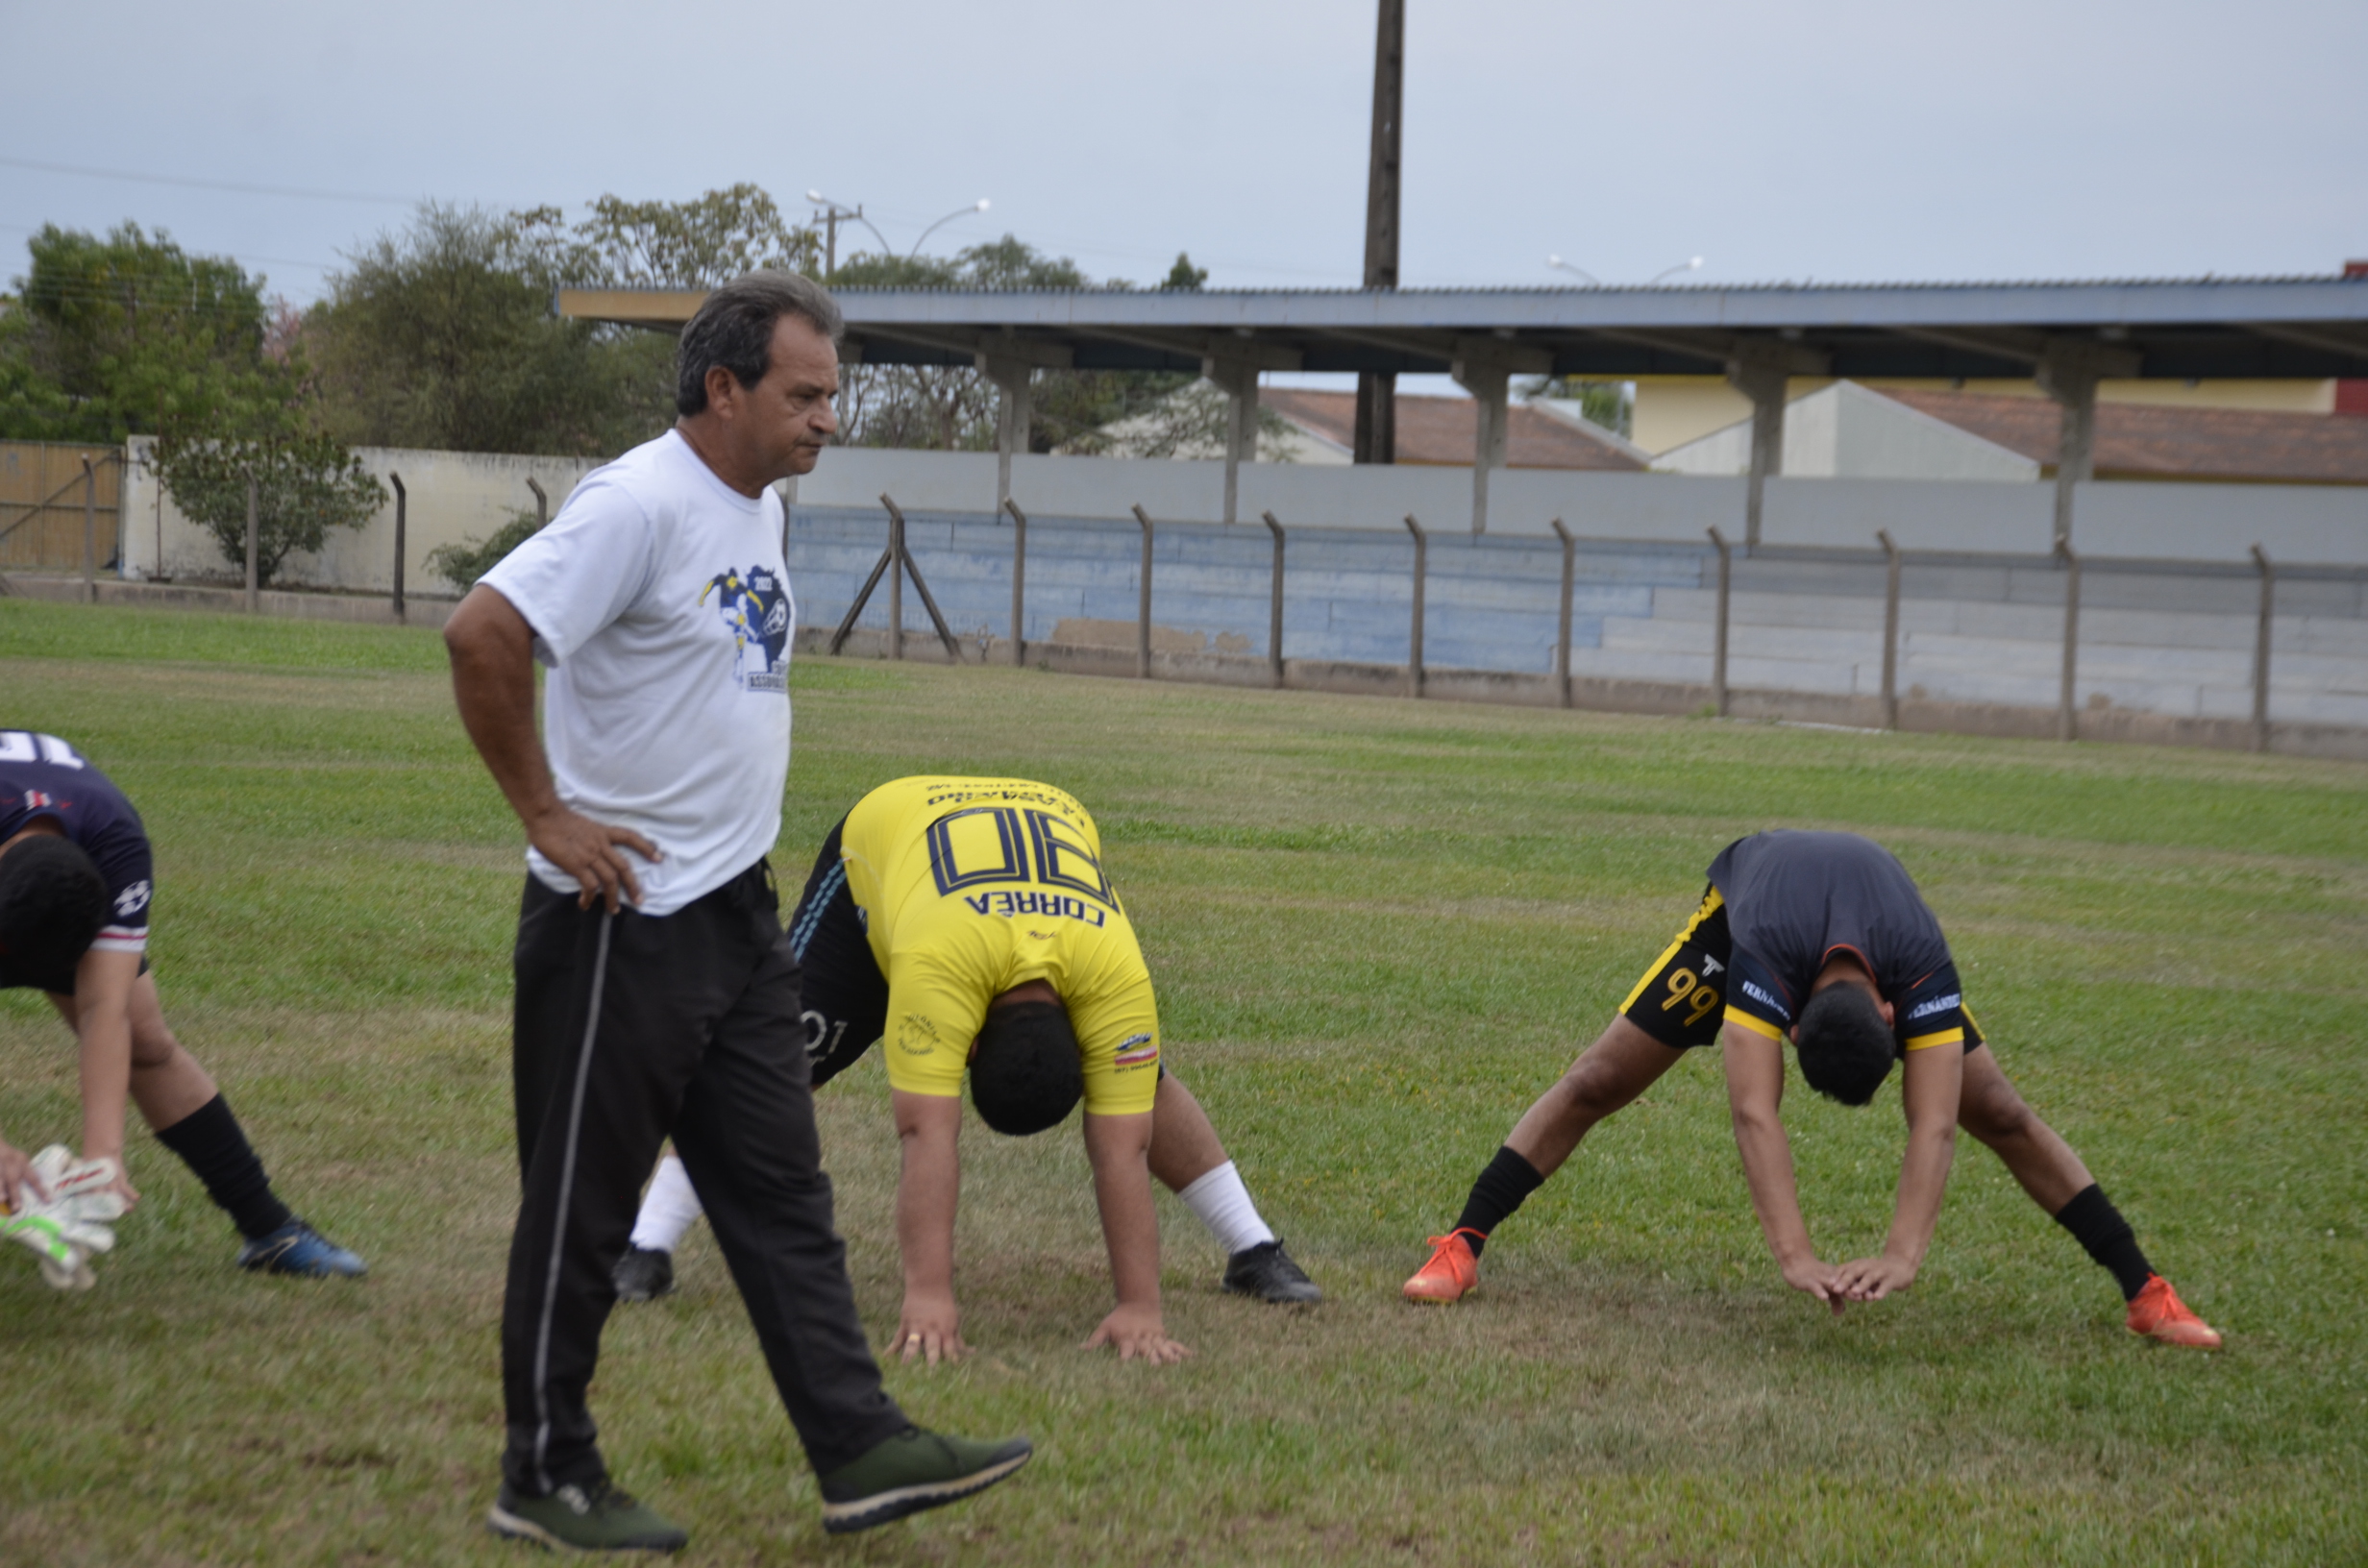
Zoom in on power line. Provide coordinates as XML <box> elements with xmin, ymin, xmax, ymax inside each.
<box><xmin>0</xmin><ymin>155</ymin><xmax>417</xmax><ymax>207</ymax></box>
<box><xmin>0</xmin><ymin>221</ymin><xmax>337</xmax><ymax>274</ymax></box>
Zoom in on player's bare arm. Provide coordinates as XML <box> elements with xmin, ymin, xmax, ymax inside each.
<box><xmin>1720</xmin><ymin>1021</ymin><xmax>1845</xmax><ymax>1314</ymax></box>
<box><xmin>1836</xmin><ymin>1041</ymin><xmax>1961</xmax><ymax>1302</ymax></box>
<box><xmin>65</xmin><ymin>945</ymin><xmax>141</xmax><ymax>1202</ymax></box>
<box><xmin>443</xmin><ymin>586</ymin><xmax>659</xmax><ymax>913</ymax></box>
<box><xmin>1081</xmin><ymin>1109</ymin><xmax>1191</xmax><ymax>1364</ymax></box>
<box><xmin>889</xmin><ymin>1089</ymin><xmax>971</xmax><ymax>1364</ymax></box>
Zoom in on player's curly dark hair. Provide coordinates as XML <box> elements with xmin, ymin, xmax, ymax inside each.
<box><xmin>970</xmin><ymin>1000</ymin><xmax>1083</xmax><ymax>1137</ymax></box>
<box><xmin>0</xmin><ymin>835</ymin><xmax>109</xmax><ymax>992</ymax></box>
<box><xmin>1794</xmin><ymin>984</ymin><xmax>1897</xmax><ymax>1107</ymax></box>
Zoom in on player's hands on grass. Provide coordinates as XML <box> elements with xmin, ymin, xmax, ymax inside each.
<box><xmin>1084</xmin><ymin>1303</ymin><xmax>1193</xmax><ymax>1364</ymax></box>
<box><xmin>1834</xmin><ymin>1253</ymin><xmax>1919</xmax><ymax>1302</ymax></box>
<box><xmin>525</xmin><ymin>803</ymin><xmax>660</xmax><ymax>913</ymax></box>
<box><xmin>1779</xmin><ymin>1254</ymin><xmax>1849</xmax><ymax>1317</ymax></box>
<box><xmin>894</xmin><ymin>1291</ymin><xmax>971</xmax><ymax>1365</ymax></box>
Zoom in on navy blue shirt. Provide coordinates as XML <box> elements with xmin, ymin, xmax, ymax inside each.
<box><xmin>0</xmin><ymin>732</ymin><xmax>153</xmax><ymax>978</ymax></box>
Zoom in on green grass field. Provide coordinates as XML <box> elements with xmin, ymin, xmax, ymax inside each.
<box><xmin>3</xmin><ymin>597</ymin><xmax>2363</xmax><ymax>1566</ymax></box>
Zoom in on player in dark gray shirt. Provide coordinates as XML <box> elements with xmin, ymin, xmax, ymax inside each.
<box><xmin>1401</xmin><ymin>831</ymin><xmax>2219</xmax><ymax>1348</ymax></box>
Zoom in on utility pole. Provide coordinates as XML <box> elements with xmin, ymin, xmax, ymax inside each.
<box><xmin>1353</xmin><ymin>0</ymin><xmax>1404</xmax><ymax>466</ymax></box>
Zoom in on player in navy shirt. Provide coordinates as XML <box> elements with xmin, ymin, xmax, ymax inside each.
<box><xmin>1401</xmin><ymin>831</ymin><xmax>2218</xmax><ymax>1348</ymax></box>
<box><xmin>0</xmin><ymin>731</ymin><xmax>364</xmax><ymax>1277</ymax></box>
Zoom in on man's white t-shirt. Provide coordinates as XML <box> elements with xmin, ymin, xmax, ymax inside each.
<box><xmin>479</xmin><ymin>429</ymin><xmax>796</xmax><ymax>917</ymax></box>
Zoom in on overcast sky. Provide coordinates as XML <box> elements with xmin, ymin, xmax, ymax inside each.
<box><xmin>5</xmin><ymin>0</ymin><xmax>2362</xmax><ymax>309</ymax></box>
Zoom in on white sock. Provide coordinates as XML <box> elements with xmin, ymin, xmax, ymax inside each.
<box><xmin>629</xmin><ymin>1153</ymin><xmax>704</xmax><ymax>1253</ymax></box>
<box><xmin>1175</xmin><ymin>1161</ymin><xmax>1275</xmax><ymax>1256</ymax></box>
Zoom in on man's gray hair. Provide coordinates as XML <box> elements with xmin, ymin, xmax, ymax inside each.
<box><xmin>676</xmin><ymin>271</ymin><xmax>844</xmax><ymax>416</ymax></box>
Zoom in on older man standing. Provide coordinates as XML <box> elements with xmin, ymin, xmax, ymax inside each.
<box><xmin>444</xmin><ymin>272</ymin><xmax>1028</xmax><ymax>1554</ymax></box>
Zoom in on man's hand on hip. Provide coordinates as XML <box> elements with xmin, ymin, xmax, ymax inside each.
<box><xmin>526</xmin><ymin>804</ymin><xmax>659</xmax><ymax>914</ymax></box>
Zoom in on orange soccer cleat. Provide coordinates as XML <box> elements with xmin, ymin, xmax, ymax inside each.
<box><xmin>1402</xmin><ymin>1229</ymin><xmax>1483</xmax><ymax>1305</ymax></box>
<box><xmin>2127</xmin><ymin>1274</ymin><xmax>2222</xmax><ymax>1349</ymax></box>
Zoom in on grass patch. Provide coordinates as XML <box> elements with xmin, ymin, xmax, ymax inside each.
<box><xmin>2</xmin><ymin>600</ymin><xmax>2363</xmax><ymax>1564</ymax></box>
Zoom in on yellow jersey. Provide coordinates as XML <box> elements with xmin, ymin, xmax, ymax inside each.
<box><xmin>839</xmin><ymin>776</ymin><xmax>1161</xmax><ymax>1115</ymax></box>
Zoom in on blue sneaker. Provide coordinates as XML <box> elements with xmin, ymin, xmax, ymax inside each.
<box><xmin>237</xmin><ymin>1219</ymin><xmax>367</xmax><ymax>1278</ymax></box>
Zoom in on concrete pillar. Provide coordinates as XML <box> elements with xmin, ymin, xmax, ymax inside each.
<box><xmin>979</xmin><ymin>355</ymin><xmax>1033</xmax><ymax>515</ymax></box>
<box><xmin>1728</xmin><ymin>361</ymin><xmax>1788</xmax><ymax>550</ymax></box>
<box><xmin>1202</xmin><ymin>356</ymin><xmax>1260</xmax><ymax>525</ymax></box>
<box><xmin>1451</xmin><ymin>340</ymin><xmax>1543</xmax><ymax>537</ymax></box>
<box><xmin>1452</xmin><ymin>362</ymin><xmax>1509</xmax><ymax>536</ymax></box>
<box><xmin>2036</xmin><ymin>339</ymin><xmax>2139</xmax><ymax>549</ymax></box>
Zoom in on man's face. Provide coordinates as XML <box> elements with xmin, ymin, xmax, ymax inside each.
<box><xmin>714</xmin><ymin>314</ymin><xmax>840</xmax><ymax>482</ymax></box>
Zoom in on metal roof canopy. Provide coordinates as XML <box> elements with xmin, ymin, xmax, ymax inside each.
<box><xmin>557</xmin><ymin>277</ymin><xmax>2368</xmax><ymax>380</ymax></box>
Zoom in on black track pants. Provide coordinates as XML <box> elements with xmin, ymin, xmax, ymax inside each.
<box><xmin>501</xmin><ymin>863</ymin><xmax>907</xmax><ymax>1495</ymax></box>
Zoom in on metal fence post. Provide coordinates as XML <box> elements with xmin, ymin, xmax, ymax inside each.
<box><xmin>1131</xmin><ymin>504</ymin><xmax>1155</xmax><ymax>679</ymax></box>
<box><xmin>1550</xmin><ymin>518</ymin><xmax>1575</xmax><ymax>709</ymax></box>
<box><xmin>244</xmin><ymin>472</ymin><xmax>259</xmax><ymax>613</ymax></box>
<box><xmin>1877</xmin><ymin>528</ymin><xmax>1902</xmax><ymax>729</ymax></box>
<box><xmin>1404</xmin><ymin>513</ymin><xmax>1427</xmax><ymax>698</ymax></box>
<box><xmin>527</xmin><ymin>477</ymin><xmax>549</xmax><ymax>528</ymax></box>
<box><xmin>82</xmin><ymin>455</ymin><xmax>97</xmax><ymax>602</ymax></box>
<box><xmin>2251</xmin><ymin>543</ymin><xmax>2274</xmax><ymax>754</ymax></box>
<box><xmin>1707</xmin><ymin>527</ymin><xmax>1731</xmax><ymax>716</ymax></box>
<box><xmin>887</xmin><ymin>496</ymin><xmax>905</xmax><ymax>661</ymax></box>
<box><xmin>389</xmin><ymin>472</ymin><xmax>407</xmax><ymax>624</ymax></box>
<box><xmin>1262</xmin><ymin>510</ymin><xmax>1286</xmax><ymax>689</ymax></box>
<box><xmin>1003</xmin><ymin>497</ymin><xmax>1028</xmax><ymax>667</ymax></box>
<box><xmin>2056</xmin><ymin>536</ymin><xmax>2083</xmax><ymax>742</ymax></box>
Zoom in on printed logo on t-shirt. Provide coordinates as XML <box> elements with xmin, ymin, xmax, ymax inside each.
<box><xmin>699</xmin><ymin>566</ymin><xmax>791</xmax><ymax>694</ymax></box>
<box><xmin>113</xmin><ymin>880</ymin><xmax>152</xmax><ymax>919</ymax></box>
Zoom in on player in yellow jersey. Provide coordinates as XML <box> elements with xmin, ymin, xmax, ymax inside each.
<box><xmin>1403</xmin><ymin>832</ymin><xmax>2219</xmax><ymax>1349</ymax></box>
<box><xmin>615</xmin><ymin>777</ymin><xmax>1320</xmax><ymax>1360</ymax></box>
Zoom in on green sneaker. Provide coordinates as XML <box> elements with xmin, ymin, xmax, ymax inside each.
<box><xmin>486</xmin><ymin>1479</ymin><xmax>688</xmax><ymax>1554</ymax></box>
<box><xmin>817</xmin><ymin>1426</ymin><xmax>1033</xmax><ymax>1534</ymax></box>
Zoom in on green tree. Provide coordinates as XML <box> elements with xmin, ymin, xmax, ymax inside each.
<box><xmin>559</xmin><ymin>184</ymin><xmax>820</xmax><ymax>287</ymax></box>
<box><xmin>1161</xmin><ymin>252</ymin><xmax>1209</xmax><ymax>289</ymax></box>
<box><xmin>147</xmin><ymin>429</ymin><xmax>388</xmax><ymax>584</ymax></box>
<box><xmin>832</xmin><ymin>236</ymin><xmax>1198</xmax><ymax>453</ymax></box>
<box><xmin>423</xmin><ymin>507</ymin><xmax>541</xmax><ymax>591</ymax></box>
<box><xmin>1523</xmin><ymin>375</ymin><xmax>1634</xmax><ymax>438</ymax></box>
<box><xmin>302</xmin><ymin>205</ymin><xmax>675</xmax><ymax>456</ymax></box>
<box><xmin>0</xmin><ymin>224</ymin><xmax>291</xmax><ymax>443</ymax></box>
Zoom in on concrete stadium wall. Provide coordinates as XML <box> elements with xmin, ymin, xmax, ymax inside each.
<box><xmin>789</xmin><ymin>448</ymin><xmax>2366</xmax><ymax>563</ymax></box>
<box><xmin>791</xmin><ymin>503</ymin><xmax>2368</xmax><ymax>741</ymax></box>
<box><xmin>119</xmin><ymin>439</ymin><xmax>605</xmax><ymax>596</ymax></box>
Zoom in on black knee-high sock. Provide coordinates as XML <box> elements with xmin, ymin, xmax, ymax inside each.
<box><xmin>2052</xmin><ymin>1183</ymin><xmax>2154</xmax><ymax>1301</ymax></box>
<box><xmin>152</xmin><ymin>1094</ymin><xmax>293</xmax><ymax>1241</ymax></box>
<box><xmin>1453</xmin><ymin>1147</ymin><xmax>1545</xmax><ymax>1259</ymax></box>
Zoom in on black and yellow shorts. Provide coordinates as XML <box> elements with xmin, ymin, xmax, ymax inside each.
<box><xmin>1616</xmin><ymin>885</ymin><xmax>1737</xmax><ymax>1050</ymax></box>
<box><xmin>1615</xmin><ymin>886</ymin><xmax>1988</xmax><ymax>1055</ymax></box>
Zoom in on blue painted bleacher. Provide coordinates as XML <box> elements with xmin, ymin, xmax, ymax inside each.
<box><xmin>787</xmin><ymin>506</ymin><xmax>1708</xmax><ymax>673</ymax></box>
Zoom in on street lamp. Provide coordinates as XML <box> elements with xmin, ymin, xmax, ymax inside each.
<box><xmin>1546</xmin><ymin>254</ymin><xmax>1602</xmax><ymax>285</ymax></box>
<box><xmin>1648</xmin><ymin>256</ymin><xmax>1706</xmax><ymax>285</ymax></box>
<box><xmin>908</xmin><ymin>198</ymin><xmax>991</xmax><ymax>258</ymax></box>
<box><xmin>806</xmin><ymin>191</ymin><xmax>890</xmax><ymax>276</ymax></box>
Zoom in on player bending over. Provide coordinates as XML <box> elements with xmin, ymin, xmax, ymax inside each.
<box><xmin>0</xmin><ymin>731</ymin><xmax>364</xmax><ymax>1278</ymax></box>
<box><xmin>1403</xmin><ymin>830</ymin><xmax>2217</xmax><ymax>1348</ymax></box>
<box><xmin>614</xmin><ymin>776</ymin><xmax>1320</xmax><ymax>1360</ymax></box>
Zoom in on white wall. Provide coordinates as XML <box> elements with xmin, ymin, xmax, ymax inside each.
<box><xmin>794</xmin><ymin>448</ymin><xmax>2368</xmax><ymax>564</ymax></box>
<box><xmin>1652</xmin><ymin>381</ymin><xmax>2036</xmax><ymax>482</ymax></box>
<box><xmin>121</xmin><ymin>441</ymin><xmax>607</xmax><ymax>594</ymax></box>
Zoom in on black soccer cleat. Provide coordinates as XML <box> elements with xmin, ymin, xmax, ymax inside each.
<box><xmin>1221</xmin><ymin>1238</ymin><xmax>1322</xmax><ymax>1304</ymax></box>
<box><xmin>236</xmin><ymin>1219</ymin><xmax>366</xmax><ymax>1279</ymax></box>
<box><xmin>612</xmin><ymin>1245</ymin><xmax>676</xmax><ymax>1303</ymax></box>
